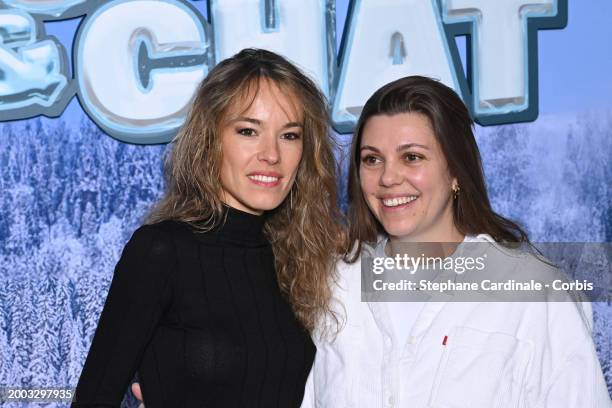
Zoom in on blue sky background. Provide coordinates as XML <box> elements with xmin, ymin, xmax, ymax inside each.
<box><xmin>534</xmin><ymin>0</ymin><xmax>612</xmax><ymax>115</ymax></box>
<box><xmin>40</xmin><ymin>0</ymin><xmax>612</xmax><ymax>123</ymax></box>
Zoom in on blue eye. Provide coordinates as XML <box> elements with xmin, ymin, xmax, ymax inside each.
<box><xmin>237</xmin><ymin>128</ymin><xmax>256</xmax><ymax>136</ymax></box>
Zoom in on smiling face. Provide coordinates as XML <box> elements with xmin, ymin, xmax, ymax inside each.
<box><xmin>359</xmin><ymin>112</ymin><xmax>460</xmax><ymax>242</ymax></box>
<box><xmin>219</xmin><ymin>79</ymin><xmax>304</xmax><ymax>215</ymax></box>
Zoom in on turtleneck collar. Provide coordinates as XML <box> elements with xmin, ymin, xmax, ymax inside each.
<box><xmin>212</xmin><ymin>205</ymin><xmax>267</xmax><ymax>246</ymax></box>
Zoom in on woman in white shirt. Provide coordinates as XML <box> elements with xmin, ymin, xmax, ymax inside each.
<box><xmin>302</xmin><ymin>76</ymin><xmax>610</xmax><ymax>408</ymax></box>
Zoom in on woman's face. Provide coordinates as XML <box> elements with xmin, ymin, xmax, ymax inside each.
<box><xmin>219</xmin><ymin>79</ymin><xmax>304</xmax><ymax>215</ymax></box>
<box><xmin>359</xmin><ymin>112</ymin><xmax>457</xmax><ymax>242</ymax></box>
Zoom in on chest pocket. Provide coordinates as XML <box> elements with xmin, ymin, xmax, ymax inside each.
<box><xmin>429</xmin><ymin>326</ymin><xmax>531</xmax><ymax>408</ymax></box>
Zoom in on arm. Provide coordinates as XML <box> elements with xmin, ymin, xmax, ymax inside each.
<box><xmin>71</xmin><ymin>224</ymin><xmax>175</xmax><ymax>408</ymax></box>
<box><xmin>537</xmin><ymin>349</ymin><xmax>611</xmax><ymax>408</ymax></box>
<box><xmin>532</xmin><ymin>300</ymin><xmax>611</xmax><ymax>408</ymax></box>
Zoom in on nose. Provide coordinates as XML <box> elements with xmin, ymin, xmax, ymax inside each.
<box><xmin>380</xmin><ymin>160</ymin><xmax>403</xmax><ymax>187</ymax></box>
<box><xmin>257</xmin><ymin>133</ymin><xmax>280</xmax><ymax>165</ymax></box>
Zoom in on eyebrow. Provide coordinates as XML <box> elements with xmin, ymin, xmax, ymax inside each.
<box><xmin>396</xmin><ymin>143</ymin><xmax>429</xmax><ymax>151</ymax></box>
<box><xmin>360</xmin><ymin>143</ymin><xmax>429</xmax><ymax>153</ymax></box>
<box><xmin>231</xmin><ymin>116</ymin><xmax>303</xmax><ymax>129</ymax></box>
<box><xmin>360</xmin><ymin>145</ymin><xmax>381</xmax><ymax>153</ymax></box>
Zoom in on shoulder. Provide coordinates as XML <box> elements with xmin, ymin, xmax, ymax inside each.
<box><xmin>469</xmin><ymin>236</ymin><xmax>591</xmax><ymax>311</ymax></box>
<box><xmin>128</xmin><ymin>220</ymin><xmax>192</xmax><ymax>260</ymax></box>
<box><xmin>335</xmin><ymin>243</ymin><xmax>367</xmax><ymax>275</ymax></box>
<box><xmin>332</xmin><ymin>242</ymin><xmax>370</xmax><ymax>296</ymax></box>
<box><xmin>110</xmin><ymin>221</ymin><xmax>184</xmax><ymax>285</ymax></box>
<box><xmin>137</xmin><ymin>219</ymin><xmax>200</xmax><ymax>240</ymax></box>
<box><xmin>340</xmin><ymin>237</ymin><xmax>381</xmax><ymax>265</ymax></box>
<box><xmin>467</xmin><ymin>234</ymin><xmax>559</xmax><ymax>278</ymax></box>
<box><xmin>334</xmin><ymin>258</ymin><xmax>360</xmax><ymax>285</ymax></box>
<box><xmin>335</xmin><ymin>236</ymin><xmax>386</xmax><ymax>275</ymax></box>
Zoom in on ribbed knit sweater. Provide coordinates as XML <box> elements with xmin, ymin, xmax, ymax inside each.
<box><xmin>72</xmin><ymin>206</ymin><xmax>315</xmax><ymax>408</ymax></box>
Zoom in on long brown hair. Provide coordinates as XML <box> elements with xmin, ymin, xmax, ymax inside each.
<box><xmin>346</xmin><ymin>76</ymin><xmax>528</xmax><ymax>262</ymax></box>
<box><xmin>147</xmin><ymin>48</ymin><xmax>345</xmax><ymax>331</ymax></box>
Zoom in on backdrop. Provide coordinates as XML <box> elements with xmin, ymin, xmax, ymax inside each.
<box><xmin>0</xmin><ymin>0</ymin><xmax>610</xmax><ymax>406</ymax></box>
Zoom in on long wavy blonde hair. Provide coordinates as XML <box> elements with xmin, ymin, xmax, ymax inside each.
<box><xmin>146</xmin><ymin>48</ymin><xmax>345</xmax><ymax>332</ymax></box>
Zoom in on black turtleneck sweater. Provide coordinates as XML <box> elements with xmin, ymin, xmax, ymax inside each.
<box><xmin>71</xmin><ymin>207</ymin><xmax>315</xmax><ymax>408</ymax></box>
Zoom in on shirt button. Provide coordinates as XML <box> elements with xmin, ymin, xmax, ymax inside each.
<box><xmin>408</xmin><ymin>335</ymin><xmax>416</xmax><ymax>344</ymax></box>
<box><xmin>388</xmin><ymin>395</ymin><xmax>395</xmax><ymax>406</ymax></box>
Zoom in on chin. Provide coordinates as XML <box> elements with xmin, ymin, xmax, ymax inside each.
<box><xmin>381</xmin><ymin>221</ymin><xmax>417</xmax><ymax>240</ymax></box>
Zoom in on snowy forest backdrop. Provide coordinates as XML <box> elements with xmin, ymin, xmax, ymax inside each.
<box><xmin>0</xmin><ymin>110</ymin><xmax>611</xmax><ymax>406</ymax></box>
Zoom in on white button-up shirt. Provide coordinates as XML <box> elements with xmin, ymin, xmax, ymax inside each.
<box><xmin>301</xmin><ymin>235</ymin><xmax>611</xmax><ymax>408</ymax></box>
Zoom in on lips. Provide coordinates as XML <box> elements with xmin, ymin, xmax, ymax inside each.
<box><xmin>380</xmin><ymin>195</ymin><xmax>419</xmax><ymax>209</ymax></box>
<box><xmin>247</xmin><ymin>172</ymin><xmax>282</xmax><ymax>187</ymax></box>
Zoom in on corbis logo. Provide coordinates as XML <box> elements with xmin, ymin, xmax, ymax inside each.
<box><xmin>0</xmin><ymin>0</ymin><xmax>567</xmax><ymax>143</ymax></box>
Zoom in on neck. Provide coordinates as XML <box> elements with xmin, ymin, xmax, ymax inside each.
<box><xmin>221</xmin><ymin>193</ymin><xmax>264</xmax><ymax>216</ymax></box>
<box><xmin>215</xmin><ymin>204</ymin><xmax>267</xmax><ymax>244</ymax></box>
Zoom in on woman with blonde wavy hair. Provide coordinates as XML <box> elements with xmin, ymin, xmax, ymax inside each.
<box><xmin>71</xmin><ymin>48</ymin><xmax>345</xmax><ymax>408</ymax></box>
